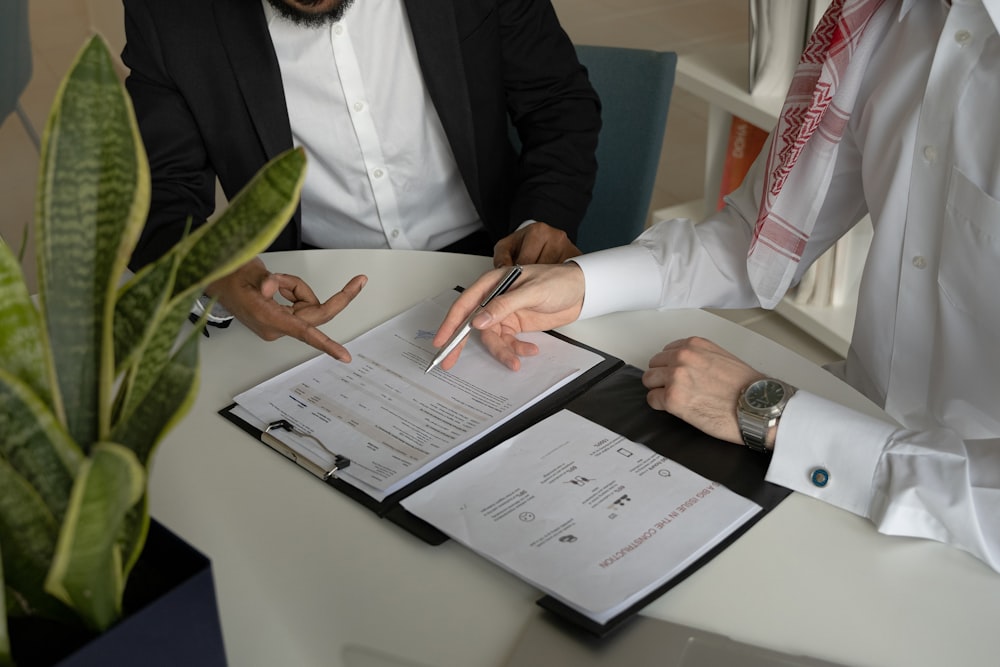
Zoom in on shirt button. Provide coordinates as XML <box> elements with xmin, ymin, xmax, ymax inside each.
<box><xmin>810</xmin><ymin>468</ymin><xmax>830</xmax><ymax>488</ymax></box>
<box><xmin>353</xmin><ymin>101</ymin><xmax>365</xmax><ymax>112</ymax></box>
<box><xmin>912</xmin><ymin>256</ymin><xmax>927</xmax><ymax>270</ymax></box>
<box><xmin>333</xmin><ymin>24</ymin><xmax>344</xmax><ymax>35</ymax></box>
<box><xmin>922</xmin><ymin>145</ymin><xmax>937</xmax><ymax>163</ymax></box>
<box><xmin>954</xmin><ymin>29</ymin><xmax>972</xmax><ymax>46</ymax></box>
<box><xmin>391</xmin><ymin>229</ymin><xmax>400</xmax><ymax>239</ymax></box>
<box><xmin>372</xmin><ymin>168</ymin><xmax>384</xmax><ymax>179</ymax></box>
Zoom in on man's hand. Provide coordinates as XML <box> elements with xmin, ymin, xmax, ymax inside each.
<box><xmin>493</xmin><ymin>221</ymin><xmax>581</xmax><ymax>267</ymax></box>
<box><xmin>432</xmin><ymin>263</ymin><xmax>587</xmax><ymax>371</ymax></box>
<box><xmin>205</xmin><ymin>257</ymin><xmax>367</xmax><ymax>361</ymax></box>
<box><xmin>642</xmin><ymin>337</ymin><xmax>765</xmax><ymax>445</ymax></box>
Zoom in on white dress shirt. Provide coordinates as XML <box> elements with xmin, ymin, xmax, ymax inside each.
<box><xmin>262</xmin><ymin>0</ymin><xmax>483</xmax><ymax>251</ymax></box>
<box><xmin>573</xmin><ymin>0</ymin><xmax>1000</xmax><ymax>571</ymax></box>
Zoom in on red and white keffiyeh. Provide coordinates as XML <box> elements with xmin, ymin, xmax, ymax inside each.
<box><xmin>747</xmin><ymin>0</ymin><xmax>894</xmax><ymax>308</ymax></box>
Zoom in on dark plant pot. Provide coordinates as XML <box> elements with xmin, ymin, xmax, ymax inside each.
<box><xmin>9</xmin><ymin>519</ymin><xmax>227</xmax><ymax>666</ymax></box>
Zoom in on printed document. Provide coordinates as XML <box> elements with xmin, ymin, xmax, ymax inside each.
<box><xmin>232</xmin><ymin>291</ymin><xmax>603</xmax><ymax>501</ymax></box>
<box><xmin>401</xmin><ymin>410</ymin><xmax>762</xmax><ymax>624</ymax></box>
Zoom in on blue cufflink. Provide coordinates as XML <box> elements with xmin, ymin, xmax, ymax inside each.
<box><xmin>810</xmin><ymin>467</ymin><xmax>830</xmax><ymax>488</ymax></box>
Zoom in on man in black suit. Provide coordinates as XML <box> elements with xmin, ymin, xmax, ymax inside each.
<box><xmin>122</xmin><ymin>0</ymin><xmax>600</xmax><ymax>359</ymax></box>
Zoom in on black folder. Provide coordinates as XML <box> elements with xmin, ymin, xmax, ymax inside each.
<box><xmin>220</xmin><ymin>323</ymin><xmax>790</xmax><ymax>637</ymax></box>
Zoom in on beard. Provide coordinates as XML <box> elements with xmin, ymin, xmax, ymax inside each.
<box><xmin>264</xmin><ymin>0</ymin><xmax>356</xmax><ymax>27</ymax></box>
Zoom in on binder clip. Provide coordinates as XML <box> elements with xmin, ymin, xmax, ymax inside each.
<box><xmin>265</xmin><ymin>419</ymin><xmax>351</xmax><ymax>481</ymax></box>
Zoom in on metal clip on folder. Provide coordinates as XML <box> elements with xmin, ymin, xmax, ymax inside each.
<box><xmin>262</xmin><ymin>419</ymin><xmax>351</xmax><ymax>481</ymax></box>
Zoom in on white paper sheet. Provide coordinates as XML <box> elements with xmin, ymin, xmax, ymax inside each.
<box><xmin>233</xmin><ymin>291</ymin><xmax>604</xmax><ymax>501</ymax></box>
<box><xmin>401</xmin><ymin>410</ymin><xmax>762</xmax><ymax>624</ymax></box>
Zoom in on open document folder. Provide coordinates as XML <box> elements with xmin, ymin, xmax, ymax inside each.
<box><xmin>222</xmin><ymin>289</ymin><xmax>791</xmax><ymax>635</ymax></box>
<box><xmin>228</xmin><ymin>290</ymin><xmax>608</xmax><ymax>502</ymax></box>
<box><xmin>402</xmin><ymin>409</ymin><xmax>761</xmax><ymax>626</ymax></box>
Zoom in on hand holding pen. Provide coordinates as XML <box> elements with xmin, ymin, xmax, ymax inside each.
<box><xmin>425</xmin><ymin>265</ymin><xmax>523</xmax><ymax>373</ymax></box>
<box><xmin>428</xmin><ymin>262</ymin><xmax>588</xmax><ymax>372</ymax></box>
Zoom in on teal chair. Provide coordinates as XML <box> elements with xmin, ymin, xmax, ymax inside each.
<box><xmin>0</xmin><ymin>0</ymin><xmax>38</xmax><ymax>149</ymax></box>
<box><xmin>573</xmin><ymin>46</ymin><xmax>677</xmax><ymax>253</ymax></box>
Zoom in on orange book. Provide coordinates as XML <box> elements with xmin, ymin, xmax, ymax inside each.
<box><xmin>717</xmin><ymin>116</ymin><xmax>769</xmax><ymax>210</ymax></box>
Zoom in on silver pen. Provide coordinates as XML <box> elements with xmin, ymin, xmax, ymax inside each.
<box><xmin>425</xmin><ymin>264</ymin><xmax>523</xmax><ymax>373</ymax></box>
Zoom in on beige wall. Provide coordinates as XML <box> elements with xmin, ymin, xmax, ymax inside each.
<box><xmin>0</xmin><ymin>0</ymin><xmax>126</xmax><ymax>293</ymax></box>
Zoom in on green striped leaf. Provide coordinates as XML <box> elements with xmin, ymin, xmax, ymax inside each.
<box><xmin>44</xmin><ymin>443</ymin><xmax>145</xmax><ymax>631</ymax></box>
<box><xmin>171</xmin><ymin>147</ymin><xmax>306</xmax><ymax>296</ymax></box>
<box><xmin>0</xmin><ymin>368</ymin><xmax>82</xmax><ymax>517</ymax></box>
<box><xmin>110</xmin><ymin>149</ymin><xmax>304</xmax><ymax>447</ymax></box>
<box><xmin>112</xmin><ymin>269</ymin><xmax>190</xmax><ymax>430</ymax></box>
<box><xmin>2</xmin><ymin>35</ymin><xmax>306</xmax><ymax>638</ymax></box>
<box><xmin>112</xmin><ymin>310</ymin><xmax>202</xmax><ymax>465</ymax></box>
<box><xmin>117</xmin><ymin>497</ymin><xmax>150</xmax><ymax>586</ymax></box>
<box><xmin>34</xmin><ymin>35</ymin><xmax>150</xmax><ymax>448</ymax></box>
<box><xmin>0</xmin><ymin>238</ymin><xmax>56</xmax><ymax>417</ymax></box>
<box><xmin>112</xmin><ymin>247</ymin><xmax>179</xmax><ymax>374</ymax></box>
<box><xmin>0</xmin><ymin>458</ymin><xmax>71</xmax><ymax>622</ymax></box>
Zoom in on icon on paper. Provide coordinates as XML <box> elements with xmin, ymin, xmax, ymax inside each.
<box><xmin>559</xmin><ymin>534</ymin><xmax>578</xmax><ymax>543</ymax></box>
<box><xmin>608</xmin><ymin>494</ymin><xmax>631</xmax><ymax>509</ymax></box>
<box><xmin>519</xmin><ymin>511</ymin><xmax>536</xmax><ymax>522</ymax></box>
<box><xmin>658</xmin><ymin>469</ymin><xmax>672</xmax><ymax>478</ymax></box>
<box><xmin>415</xmin><ymin>329</ymin><xmax>435</xmax><ymax>340</ymax></box>
<box><xmin>565</xmin><ymin>475</ymin><xmax>593</xmax><ymax>486</ymax></box>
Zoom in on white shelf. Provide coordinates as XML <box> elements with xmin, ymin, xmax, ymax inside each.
<box><xmin>675</xmin><ymin>42</ymin><xmax>783</xmax><ymax>131</ymax></box>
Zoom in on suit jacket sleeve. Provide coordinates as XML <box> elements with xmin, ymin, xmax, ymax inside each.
<box><xmin>433</xmin><ymin>0</ymin><xmax>600</xmax><ymax>241</ymax></box>
<box><xmin>497</xmin><ymin>0</ymin><xmax>601</xmax><ymax>236</ymax></box>
<box><xmin>122</xmin><ymin>0</ymin><xmax>299</xmax><ymax>270</ymax></box>
<box><xmin>122</xmin><ymin>0</ymin><xmax>219</xmax><ymax>269</ymax></box>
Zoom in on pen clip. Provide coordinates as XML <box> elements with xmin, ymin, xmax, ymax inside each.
<box><xmin>265</xmin><ymin>419</ymin><xmax>351</xmax><ymax>480</ymax></box>
<box><xmin>479</xmin><ymin>264</ymin><xmax>522</xmax><ymax>308</ymax></box>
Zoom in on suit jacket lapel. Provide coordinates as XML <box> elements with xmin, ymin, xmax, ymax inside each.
<box><xmin>213</xmin><ymin>0</ymin><xmax>292</xmax><ymax>160</ymax></box>
<box><xmin>403</xmin><ymin>0</ymin><xmax>481</xmax><ymax>207</ymax></box>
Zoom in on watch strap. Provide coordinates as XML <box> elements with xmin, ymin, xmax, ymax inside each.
<box><xmin>192</xmin><ymin>294</ymin><xmax>234</xmax><ymax>328</ymax></box>
<box><xmin>737</xmin><ymin>412</ymin><xmax>773</xmax><ymax>453</ymax></box>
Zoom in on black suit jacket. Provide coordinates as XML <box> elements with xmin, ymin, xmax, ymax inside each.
<box><xmin>122</xmin><ymin>0</ymin><xmax>600</xmax><ymax>268</ymax></box>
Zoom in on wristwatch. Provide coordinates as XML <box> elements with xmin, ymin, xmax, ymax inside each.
<box><xmin>736</xmin><ymin>378</ymin><xmax>796</xmax><ymax>453</ymax></box>
<box><xmin>191</xmin><ymin>294</ymin><xmax>234</xmax><ymax>328</ymax></box>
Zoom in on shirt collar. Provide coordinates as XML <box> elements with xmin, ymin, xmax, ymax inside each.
<box><xmin>261</xmin><ymin>0</ymin><xmax>277</xmax><ymax>25</ymax></box>
<box><xmin>898</xmin><ymin>0</ymin><xmax>938</xmax><ymax>19</ymax></box>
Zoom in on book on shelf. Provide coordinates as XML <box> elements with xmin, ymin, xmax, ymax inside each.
<box><xmin>747</xmin><ymin>0</ymin><xmax>833</xmax><ymax>97</ymax></box>
<box><xmin>788</xmin><ymin>215</ymin><xmax>874</xmax><ymax>308</ymax></box>
<box><xmin>220</xmin><ymin>288</ymin><xmax>791</xmax><ymax>636</ymax></box>
<box><xmin>747</xmin><ymin>0</ymin><xmax>809</xmax><ymax>96</ymax></box>
<box><xmin>788</xmin><ymin>245</ymin><xmax>835</xmax><ymax>306</ymax></box>
<box><xmin>808</xmin><ymin>0</ymin><xmax>834</xmax><ymax>30</ymax></box>
<box><xmin>717</xmin><ymin>115</ymin><xmax>769</xmax><ymax>210</ymax></box>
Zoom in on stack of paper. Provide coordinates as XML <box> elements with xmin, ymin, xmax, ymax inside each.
<box><xmin>402</xmin><ymin>410</ymin><xmax>762</xmax><ymax>625</ymax></box>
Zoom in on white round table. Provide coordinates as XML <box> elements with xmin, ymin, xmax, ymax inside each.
<box><xmin>149</xmin><ymin>249</ymin><xmax>1000</xmax><ymax>667</ymax></box>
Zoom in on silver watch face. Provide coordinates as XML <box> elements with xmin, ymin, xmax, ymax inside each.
<box><xmin>744</xmin><ymin>379</ymin><xmax>787</xmax><ymax>410</ymax></box>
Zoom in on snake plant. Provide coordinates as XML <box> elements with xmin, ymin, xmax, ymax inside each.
<box><xmin>0</xmin><ymin>35</ymin><xmax>305</xmax><ymax>658</ymax></box>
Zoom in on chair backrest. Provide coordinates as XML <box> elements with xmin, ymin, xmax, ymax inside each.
<box><xmin>0</xmin><ymin>0</ymin><xmax>32</xmax><ymax>124</ymax></box>
<box><xmin>573</xmin><ymin>45</ymin><xmax>677</xmax><ymax>253</ymax></box>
